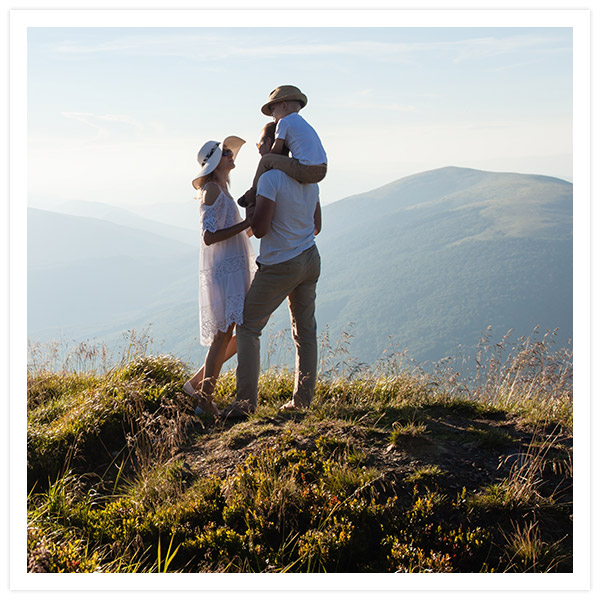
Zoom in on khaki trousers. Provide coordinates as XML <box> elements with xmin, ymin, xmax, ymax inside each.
<box><xmin>236</xmin><ymin>244</ymin><xmax>321</xmax><ymax>409</ymax></box>
<box><xmin>252</xmin><ymin>154</ymin><xmax>327</xmax><ymax>190</ymax></box>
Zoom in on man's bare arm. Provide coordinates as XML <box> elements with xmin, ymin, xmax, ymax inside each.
<box><xmin>249</xmin><ymin>195</ymin><xmax>276</xmax><ymax>238</ymax></box>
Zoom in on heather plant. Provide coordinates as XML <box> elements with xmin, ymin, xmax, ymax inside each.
<box><xmin>26</xmin><ymin>327</ymin><xmax>573</xmax><ymax>573</ymax></box>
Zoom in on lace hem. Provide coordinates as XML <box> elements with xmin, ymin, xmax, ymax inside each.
<box><xmin>199</xmin><ymin>293</ymin><xmax>246</xmax><ymax>345</ymax></box>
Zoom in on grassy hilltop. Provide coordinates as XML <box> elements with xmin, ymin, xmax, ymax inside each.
<box><xmin>26</xmin><ymin>330</ymin><xmax>573</xmax><ymax>574</ymax></box>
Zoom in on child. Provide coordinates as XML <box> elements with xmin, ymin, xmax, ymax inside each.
<box><xmin>238</xmin><ymin>85</ymin><xmax>327</xmax><ymax>207</ymax></box>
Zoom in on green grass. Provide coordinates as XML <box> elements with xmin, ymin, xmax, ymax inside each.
<box><xmin>26</xmin><ymin>332</ymin><xmax>573</xmax><ymax>573</ymax></box>
<box><xmin>390</xmin><ymin>420</ymin><xmax>428</xmax><ymax>441</ymax></box>
<box><xmin>405</xmin><ymin>464</ymin><xmax>447</xmax><ymax>484</ymax></box>
<box><xmin>464</xmin><ymin>425</ymin><xmax>516</xmax><ymax>450</ymax></box>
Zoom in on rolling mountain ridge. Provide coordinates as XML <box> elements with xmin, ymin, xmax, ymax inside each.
<box><xmin>307</xmin><ymin>167</ymin><xmax>572</xmax><ymax>363</ymax></box>
<box><xmin>27</xmin><ymin>167</ymin><xmax>573</xmax><ymax>368</ymax></box>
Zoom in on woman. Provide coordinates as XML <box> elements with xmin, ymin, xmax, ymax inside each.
<box><xmin>183</xmin><ymin>136</ymin><xmax>256</xmax><ymax>416</ymax></box>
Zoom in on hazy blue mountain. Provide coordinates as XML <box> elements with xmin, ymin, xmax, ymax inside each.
<box><xmin>33</xmin><ymin>200</ymin><xmax>199</xmax><ymax>246</ymax></box>
<box><xmin>310</xmin><ymin>166</ymin><xmax>572</xmax><ymax>364</ymax></box>
<box><xmin>27</xmin><ymin>167</ymin><xmax>573</xmax><ymax>370</ymax></box>
<box><xmin>125</xmin><ymin>199</ymin><xmax>201</xmax><ymax>232</ymax></box>
<box><xmin>28</xmin><ymin>208</ymin><xmax>198</xmax><ymax>268</ymax></box>
<box><xmin>27</xmin><ymin>209</ymin><xmax>199</xmax><ymax>356</ymax></box>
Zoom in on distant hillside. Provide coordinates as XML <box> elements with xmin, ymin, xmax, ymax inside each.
<box><xmin>28</xmin><ymin>208</ymin><xmax>197</xmax><ymax>268</ymax></box>
<box><xmin>270</xmin><ymin>166</ymin><xmax>573</xmax><ymax>364</ymax></box>
<box><xmin>27</xmin><ymin>209</ymin><xmax>198</xmax><ymax>349</ymax></box>
<box><xmin>49</xmin><ymin>200</ymin><xmax>199</xmax><ymax>246</ymax></box>
<box><xmin>27</xmin><ymin>167</ymin><xmax>573</xmax><ymax>368</ymax></box>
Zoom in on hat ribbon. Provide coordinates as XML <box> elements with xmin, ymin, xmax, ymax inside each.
<box><xmin>201</xmin><ymin>142</ymin><xmax>220</xmax><ymax>166</ymax></box>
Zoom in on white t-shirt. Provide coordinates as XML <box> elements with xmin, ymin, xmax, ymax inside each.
<box><xmin>256</xmin><ymin>170</ymin><xmax>319</xmax><ymax>265</ymax></box>
<box><xmin>275</xmin><ymin>112</ymin><xmax>327</xmax><ymax>166</ymax></box>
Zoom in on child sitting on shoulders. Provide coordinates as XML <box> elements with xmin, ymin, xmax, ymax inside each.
<box><xmin>238</xmin><ymin>84</ymin><xmax>327</xmax><ymax>207</ymax></box>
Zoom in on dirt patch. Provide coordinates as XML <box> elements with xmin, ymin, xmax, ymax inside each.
<box><xmin>175</xmin><ymin>405</ymin><xmax>572</xmax><ymax>509</ymax></box>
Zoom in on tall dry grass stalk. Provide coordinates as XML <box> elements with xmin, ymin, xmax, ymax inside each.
<box><xmin>498</xmin><ymin>424</ymin><xmax>573</xmax><ymax>508</ymax></box>
<box><xmin>27</xmin><ymin>327</ymin><xmax>154</xmax><ymax>376</ymax></box>
<box><xmin>502</xmin><ymin>520</ymin><xmax>569</xmax><ymax>572</ymax></box>
<box><xmin>471</xmin><ymin>327</ymin><xmax>572</xmax><ymax>404</ymax></box>
<box><xmin>116</xmin><ymin>381</ymin><xmax>194</xmax><ymax>475</ymax></box>
<box><xmin>424</xmin><ymin>327</ymin><xmax>573</xmax><ymax>427</ymax></box>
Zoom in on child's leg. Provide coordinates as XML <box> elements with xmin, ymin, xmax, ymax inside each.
<box><xmin>296</xmin><ymin>163</ymin><xmax>327</xmax><ymax>184</ymax></box>
<box><xmin>252</xmin><ymin>155</ymin><xmax>295</xmax><ymax>189</ymax></box>
<box><xmin>254</xmin><ymin>155</ymin><xmax>326</xmax><ymax>187</ymax></box>
<box><xmin>239</xmin><ymin>156</ymin><xmax>327</xmax><ymax>208</ymax></box>
<box><xmin>239</xmin><ymin>155</ymin><xmax>296</xmax><ymax>207</ymax></box>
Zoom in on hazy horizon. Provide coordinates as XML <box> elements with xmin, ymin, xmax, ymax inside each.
<box><xmin>26</xmin><ymin>164</ymin><xmax>574</xmax><ymax>239</ymax></box>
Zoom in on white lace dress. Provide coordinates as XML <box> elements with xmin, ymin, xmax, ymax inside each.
<box><xmin>198</xmin><ymin>185</ymin><xmax>256</xmax><ymax>346</ymax></box>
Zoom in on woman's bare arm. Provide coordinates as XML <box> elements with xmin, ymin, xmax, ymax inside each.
<box><xmin>202</xmin><ymin>182</ymin><xmax>250</xmax><ymax>246</ymax></box>
<box><xmin>204</xmin><ymin>220</ymin><xmax>250</xmax><ymax>246</ymax></box>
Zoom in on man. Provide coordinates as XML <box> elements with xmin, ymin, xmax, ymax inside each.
<box><xmin>226</xmin><ymin>121</ymin><xmax>322</xmax><ymax>416</ymax></box>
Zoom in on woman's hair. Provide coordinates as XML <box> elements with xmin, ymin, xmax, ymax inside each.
<box><xmin>194</xmin><ymin>170</ymin><xmax>231</xmax><ymax>197</ymax></box>
<box><xmin>195</xmin><ymin>170</ymin><xmax>218</xmax><ymax>191</ymax></box>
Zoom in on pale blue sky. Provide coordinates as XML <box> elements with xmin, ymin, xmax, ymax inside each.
<box><xmin>27</xmin><ymin>25</ymin><xmax>573</xmax><ymax>209</ymax></box>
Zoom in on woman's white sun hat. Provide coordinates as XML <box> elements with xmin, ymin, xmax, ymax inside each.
<box><xmin>192</xmin><ymin>135</ymin><xmax>245</xmax><ymax>190</ymax></box>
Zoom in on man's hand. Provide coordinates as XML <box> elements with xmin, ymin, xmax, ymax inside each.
<box><xmin>314</xmin><ymin>201</ymin><xmax>322</xmax><ymax>235</ymax></box>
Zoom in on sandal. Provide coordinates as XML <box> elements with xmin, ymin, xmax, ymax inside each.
<box><xmin>184</xmin><ymin>382</ymin><xmax>220</xmax><ymax>417</ymax></box>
